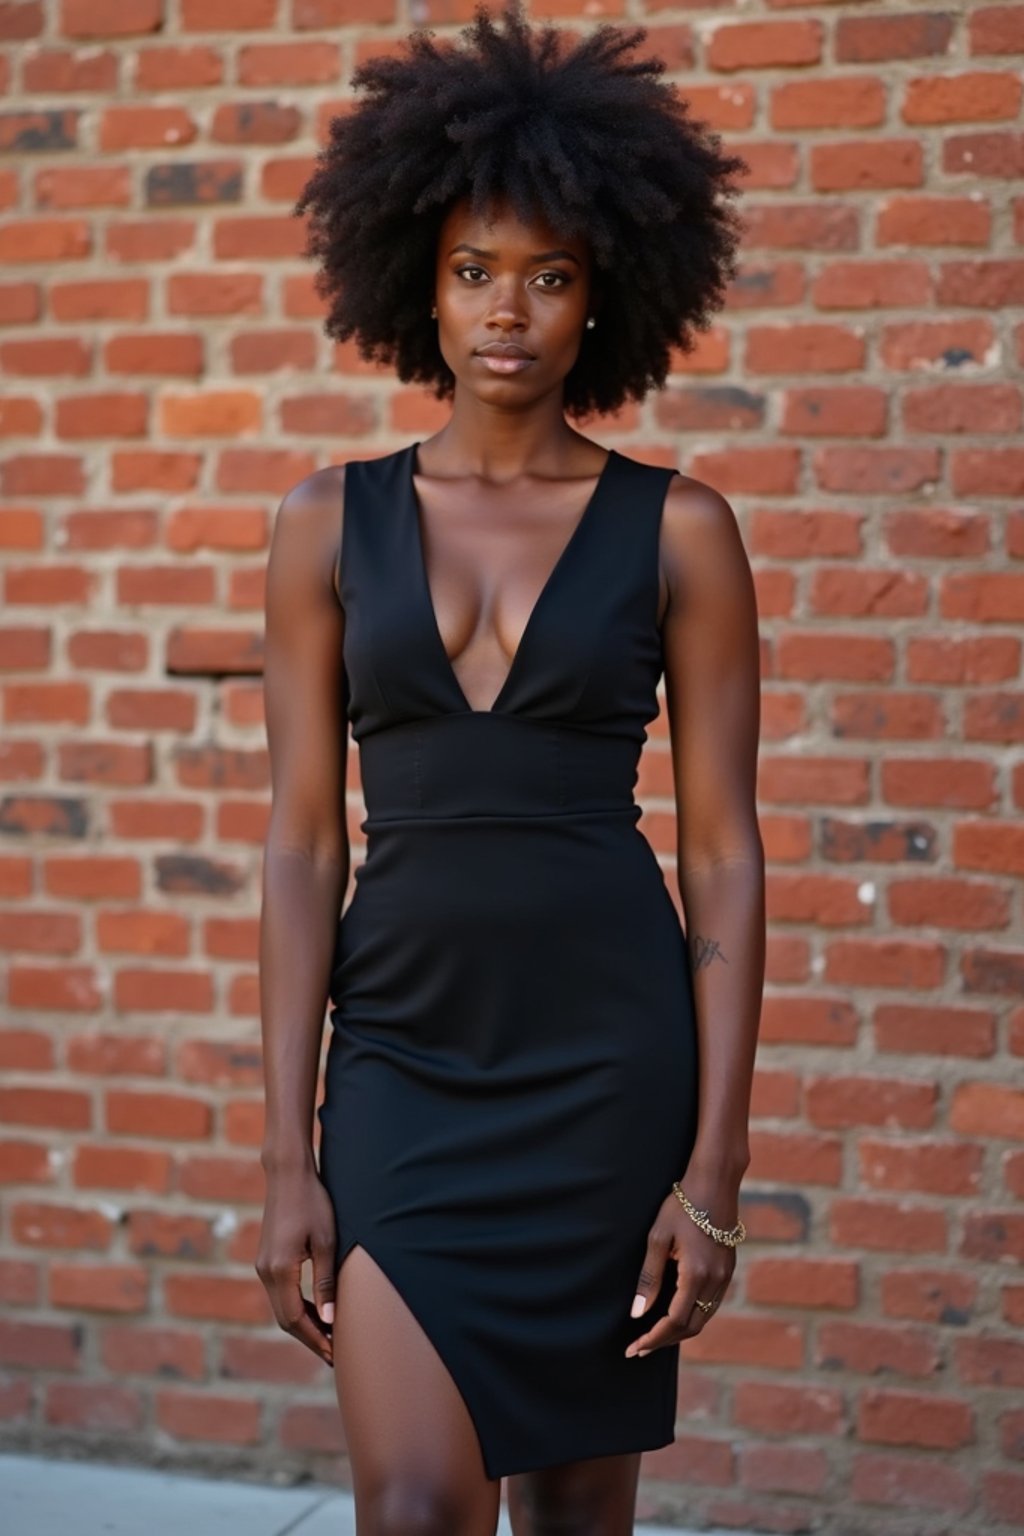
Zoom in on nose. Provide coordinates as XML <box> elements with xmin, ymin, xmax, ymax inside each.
<box><xmin>484</xmin><ymin>276</ymin><xmax>528</xmax><ymax>332</ymax></box>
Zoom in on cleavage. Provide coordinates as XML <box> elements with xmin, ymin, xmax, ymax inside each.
<box><xmin>413</xmin><ymin>477</ymin><xmax>593</xmax><ymax>712</ymax></box>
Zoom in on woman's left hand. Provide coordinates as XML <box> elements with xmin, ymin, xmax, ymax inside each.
<box><xmin>624</xmin><ymin>1175</ymin><xmax>740</xmax><ymax>1357</ymax></box>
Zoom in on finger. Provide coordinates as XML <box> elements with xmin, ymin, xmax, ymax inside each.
<box><xmin>629</xmin><ymin>1227</ymin><xmax>671</xmax><ymax>1320</ymax></box>
<box><xmin>264</xmin><ymin>1268</ymin><xmax>333</xmax><ymax>1364</ymax></box>
<box><xmin>311</xmin><ymin>1237</ymin><xmax>337</xmax><ymax>1328</ymax></box>
<box><xmin>282</xmin><ymin>1297</ymin><xmax>334</xmax><ymax>1364</ymax></box>
<box><xmin>626</xmin><ymin>1266</ymin><xmax>707</xmax><ymax>1356</ymax></box>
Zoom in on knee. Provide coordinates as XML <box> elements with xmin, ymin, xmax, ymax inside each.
<box><xmin>517</xmin><ymin>1498</ymin><xmax>602</xmax><ymax>1536</ymax></box>
<box><xmin>520</xmin><ymin>1490</ymin><xmax>622</xmax><ymax>1536</ymax></box>
<box><xmin>364</xmin><ymin>1481</ymin><xmax>467</xmax><ymax>1536</ymax></box>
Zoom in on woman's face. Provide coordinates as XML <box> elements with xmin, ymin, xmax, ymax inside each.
<box><xmin>433</xmin><ymin>194</ymin><xmax>593</xmax><ymax>408</ymax></box>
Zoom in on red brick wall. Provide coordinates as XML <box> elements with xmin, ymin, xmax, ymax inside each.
<box><xmin>1</xmin><ymin>1</ymin><xmax>1022</xmax><ymax>1529</ymax></box>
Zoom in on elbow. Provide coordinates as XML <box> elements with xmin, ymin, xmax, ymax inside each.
<box><xmin>679</xmin><ymin>825</ymin><xmax>765</xmax><ymax>881</ymax></box>
<box><xmin>264</xmin><ymin>818</ymin><xmax>348</xmax><ymax>877</ymax></box>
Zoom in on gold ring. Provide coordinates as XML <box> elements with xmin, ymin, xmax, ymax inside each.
<box><xmin>694</xmin><ymin>1297</ymin><xmax>715</xmax><ymax>1314</ymax></box>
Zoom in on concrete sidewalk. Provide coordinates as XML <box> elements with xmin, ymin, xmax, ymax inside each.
<box><xmin>0</xmin><ymin>1453</ymin><xmax>745</xmax><ymax>1535</ymax></box>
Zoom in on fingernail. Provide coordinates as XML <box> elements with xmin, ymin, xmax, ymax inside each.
<box><xmin>630</xmin><ymin>1294</ymin><xmax>646</xmax><ymax>1318</ymax></box>
<box><xmin>636</xmin><ymin>1349</ymin><xmax>651</xmax><ymax>1357</ymax></box>
<box><xmin>321</xmin><ymin>1302</ymin><xmax>334</xmax><ymax>1325</ymax></box>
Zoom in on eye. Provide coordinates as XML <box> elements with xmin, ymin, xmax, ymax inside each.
<box><xmin>534</xmin><ymin>271</ymin><xmax>570</xmax><ymax>289</ymax></box>
<box><xmin>455</xmin><ymin>264</ymin><xmax>488</xmax><ymax>283</ymax></box>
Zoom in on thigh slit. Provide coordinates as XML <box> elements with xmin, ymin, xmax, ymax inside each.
<box><xmin>334</xmin><ymin>1226</ymin><xmax>500</xmax><ymax>1483</ymax></box>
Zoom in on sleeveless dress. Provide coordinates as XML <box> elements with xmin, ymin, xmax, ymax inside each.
<box><xmin>318</xmin><ymin>440</ymin><xmax>699</xmax><ymax>1480</ymax></box>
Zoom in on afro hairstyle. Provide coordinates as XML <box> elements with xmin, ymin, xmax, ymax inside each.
<box><xmin>294</xmin><ymin>0</ymin><xmax>748</xmax><ymax>420</ymax></box>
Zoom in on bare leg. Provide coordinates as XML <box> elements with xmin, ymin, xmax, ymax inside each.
<box><xmin>506</xmin><ymin>1452</ymin><xmax>642</xmax><ymax>1536</ymax></box>
<box><xmin>332</xmin><ymin>1243</ymin><xmax>501</xmax><ymax>1536</ymax></box>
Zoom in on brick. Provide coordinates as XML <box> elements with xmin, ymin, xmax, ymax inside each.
<box><xmin>45</xmin><ymin>1380</ymin><xmax>142</xmax><ymax>1431</ymax></box>
<box><xmin>732</xmin><ymin>1380</ymin><xmax>843</xmax><ymax>1438</ymax></box>
<box><xmin>180</xmin><ymin>0</ymin><xmax>277</xmax><ymax>27</ymax></box>
<box><xmin>812</xmin><ymin>141</ymin><xmax>923</xmax><ymax>193</ymax></box>
<box><xmin>770</xmin><ymin>76</ymin><xmax>884</xmax><ymax>130</ymax></box>
<box><xmin>961</xmin><ymin>1210</ymin><xmax>1024</xmax><ymax>1265</ymax></box>
<box><xmin>746</xmin><ymin>1258</ymin><xmax>858</xmax><ymax>1311</ymax></box>
<box><xmin>942</xmin><ymin>571</ymin><xmax>1024</xmax><ymax>623</ymax></box>
<box><xmin>837</xmin><ymin>14</ymin><xmax>954</xmax><ymax>64</ymax></box>
<box><xmin>829</xmin><ymin>1199</ymin><xmax>947</xmax><ymax>1254</ymax></box>
<box><xmin>163</xmin><ymin>1272</ymin><xmax>271</xmax><ymax>1325</ymax></box>
<box><xmin>126</xmin><ymin>1210</ymin><xmax>214</xmax><ymax>1260</ymax></box>
<box><xmin>878</xmin><ymin>197</ymin><xmax>993</xmax><ymax>250</ymax></box>
<box><xmin>176</xmin><ymin>1154</ymin><xmax>263</xmax><ymax>1205</ymax></box>
<box><xmin>851</xmin><ymin>1451</ymin><xmax>970</xmax><ymax>1514</ymax></box>
<box><xmin>220</xmin><ymin>1333</ymin><xmax>321</xmax><ymax>1386</ymax></box>
<box><xmin>0</xmin><ymin>1258</ymin><xmax>39</xmax><ymax>1306</ymax></box>
<box><xmin>66</xmin><ymin>1034</ymin><xmax>164</xmax><ymax>1077</ymax></box>
<box><xmin>50</xmin><ymin>1262</ymin><xmax>148</xmax><ymax>1313</ymax></box>
<box><xmin>0</xmin><ymin>1318</ymin><xmax>79</xmax><ymax>1370</ymax></box>
<box><xmin>678</xmin><ymin>1315</ymin><xmax>804</xmax><ymax>1371</ymax></box>
<box><xmin>810</xmin><ymin>568</ymin><xmax>928</xmax><ymax>618</ymax></box>
<box><xmin>806</xmin><ymin>1075</ymin><xmax>937</xmax><ymax>1131</ymax></box>
<box><xmin>101</xmin><ymin>1324</ymin><xmax>205</xmax><ymax>1382</ymax></box>
<box><xmin>824</xmin><ymin>939</ymin><xmax>944</xmax><ymax>990</ymax></box>
<box><xmin>956</xmin><ymin>1334</ymin><xmax>1024</xmax><ymax>1388</ymax></box>
<box><xmin>156</xmin><ymin>1387</ymin><xmax>262</xmax><ymax>1444</ymax></box>
<box><xmin>11</xmin><ymin>1201</ymin><xmax>112</xmax><ymax>1250</ymax></box>
<box><xmin>176</xmin><ymin>1037</ymin><xmax>262</xmax><ymax>1085</ymax></box>
<box><xmin>0</xmin><ymin>1086</ymin><xmax>91</xmax><ymax>1130</ymax></box>
<box><xmin>0</xmin><ymin>1028</ymin><xmax>52</xmax><ymax>1070</ymax></box>
<box><xmin>0</xmin><ymin>1142</ymin><xmax>52</xmax><ymax>1185</ymax></box>
<box><xmin>113</xmin><ymin>969</ymin><xmax>213</xmax><ymax>1013</ymax></box>
<box><xmin>971</xmin><ymin>942</ymin><xmax>1024</xmax><ymax>1003</ymax></box>
<box><xmin>816</xmin><ymin>1321</ymin><xmax>940</xmax><ymax>1379</ymax></box>
<box><xmin>903</xmin><ymin>70</ymin><xmax>1021</xmax><ymax>125</ymax></box>
<box><xmin>859</xmin><ymin>1138</ymin><xmax>983</xmax><ymax>1197</ymax></box>
<box><xmin>821</xmin><ymin>819</ymin><xmax>936</xmax><ymax>866</ymax></box>
<box><xmin>775</xmin><ymin>633</ymin><xmax>892</xmax><ymax>683</ymax></box>
<box><xmin>738</xmin><ymin>1443</ymin><xmax>828</xmax><ymax>1497</ymax></box>
<box><xmin>881</xmin><ymin>757</ymin><xmax>997</xmax><ymax>809</ymax></box>
<box><xmin>881</xmin><ymin>1268</ymin><xmax>977</xmax><ymax>1327</ymax></box>
<box><xmin>951</xmin><ymin>1082</ymin><xmax>1024</xmax><ymax>1140</ymax></box>
<box><xmin>738</xmin><ymin>1191</ymin><xmax>810</xmax><ymax>1247</ymax></box>
<box><xmin>708</xmin><ymin>20</ymin><xmax>822</xmax><ymax>72</ymax></box>
<box><xmin>984</xmin><ymin>1470</ymin><xmax>1024</xmax><ymax>1526</ymax></box>
<box><xmin>277</xmin><ymin>1402</ymin><xmax>346</xmax><ymax>1455</ymax></box>
<box><xmin>105</xmin><ymin>1089</ymin><xmax>211</xmax><ymax>1140</ymax></box>
<box><xmin>749</xmin><ymin>1130</ymin><xmax>842</xmax><ymax>1187</ymax></box>
<box><xmin>73</xmin><ymin>1143</ymin><xmax>171</xmax><ymax>1194</ymax></box>
<box><xmin>970</xmin><ymin>6</ymin><xmax>1024</xmax><ymax>55</ymax></box>
<box><xmin>1001</xmin><ymin>1407</ymin><xmax>1024</xmax><ymax>1461</ymax></box>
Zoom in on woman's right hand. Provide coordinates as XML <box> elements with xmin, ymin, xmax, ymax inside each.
<box><xmin>255</xmin><ymin>1164</ymin><xmax>337</xmax><ymax>1367</ymax></box>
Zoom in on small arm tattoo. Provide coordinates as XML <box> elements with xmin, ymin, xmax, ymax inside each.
<box><xmin>691</xmin><ymin>934</ymin><xmax>728</xmax><ymax>971</ymax></box>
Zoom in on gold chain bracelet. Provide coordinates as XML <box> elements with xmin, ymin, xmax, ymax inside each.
<box><xmin>671</xmin><ymin>1181</ymin><xmax>747</xmax><ymax>1248</ymax></box>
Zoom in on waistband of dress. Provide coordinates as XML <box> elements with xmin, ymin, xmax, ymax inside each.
<box><xmin>356</xmin><ymin>715</ymin><xmax>641</xmax><ymax>823</ymax></box>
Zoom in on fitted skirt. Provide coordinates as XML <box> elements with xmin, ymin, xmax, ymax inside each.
<box><xmin>318</xmin><ymin>803</ymin><xmax>698</xmax><ymax>1479</ymax></box>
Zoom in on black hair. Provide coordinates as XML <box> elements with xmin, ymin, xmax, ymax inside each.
<box><xmin>294</xmin><ymin>0</ymin><xmax>747</xmax><ymax>420</ymax></box>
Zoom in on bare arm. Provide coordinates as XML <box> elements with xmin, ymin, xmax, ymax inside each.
<box><xmin>663</xmin><ymin>476</ymin><xmax>765</xmax><ymax>1189</ymax></box>
<box><xmin>256</xmin><ymin>467</ymin><xmax>349</xmax><ymax>1364</ymax></box>
<box><xmin>626</xmin><ymin>475</ymin><xmax>765</xmax><ymax>1356</ymax></box>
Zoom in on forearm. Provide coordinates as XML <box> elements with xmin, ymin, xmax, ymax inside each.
<box><xmin>678</xmin><ymin>842</ymin><xmax>765</xmax><ymax>1192</ymax></box>
<box><xmin>259</xmin><ymin>842</ymin><xmax>348</xmax><ymax>1172</ymax></box>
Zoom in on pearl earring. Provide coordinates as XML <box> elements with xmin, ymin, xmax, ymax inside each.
<box><xmin>585</xmin><ymin>316</ymin><xmax>595</xmax><ymax>330</ymax></box>
<box><xmin>430</xmin><ymin>305</ymin><xmax>437</xmax><ymax>318</ymax></box>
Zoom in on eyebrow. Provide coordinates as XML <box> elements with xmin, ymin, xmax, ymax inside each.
<box><xmin>448</xmin><ymin>242</ymin><xmax>582</xmax><ymax>267</ymax></box>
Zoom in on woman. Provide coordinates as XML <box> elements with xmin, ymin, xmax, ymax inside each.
<box><xmin>256</xmin><ymin>4</ymin><xmax>764</xmax><ymax>1533</ymax></box>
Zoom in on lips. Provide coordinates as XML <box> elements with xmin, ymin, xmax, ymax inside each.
<box><xmin>474</xmin><ymin>342</ymin><xmax>536</xmax><ymax>359</ymax></box>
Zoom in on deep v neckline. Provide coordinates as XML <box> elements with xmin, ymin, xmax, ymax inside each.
<box><xmin>407</xmin><ymin>440</ymin><xmax>618</xmax><ymax>717</ymax></box>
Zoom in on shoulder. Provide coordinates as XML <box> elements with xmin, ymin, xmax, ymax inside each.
<box><xmin>659</xmin><ymin>470</ymin><xmax>751</xmax><ymax>601</ymax></box>
<box><xmin>269</xmin><ymin>464</ymin><xmax>348</xmax><ymax>608</ymax></box>
<box><xmin>275</xmin><ymin>462</ymin><xmax>347</xmax><ymax>526</ymax></box>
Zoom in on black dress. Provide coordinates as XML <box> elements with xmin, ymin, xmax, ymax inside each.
<box><xmin>318</xmin><ymin>440</ymin><xmax>698</xmax><ymax>1479</ymax></box>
